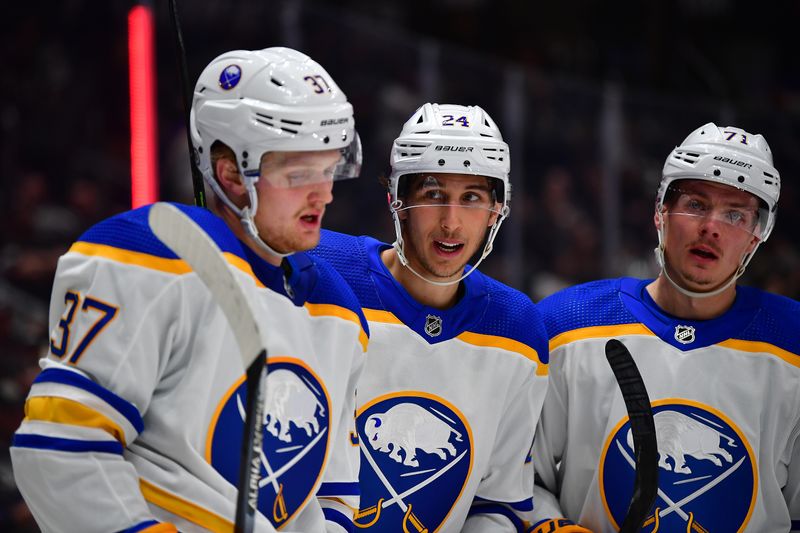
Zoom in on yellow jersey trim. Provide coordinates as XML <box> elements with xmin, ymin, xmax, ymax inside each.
<box><xmin>550</xmin><ymin>323</ymin><xmax>656</xmax><ymax>352</ymax></box>
<box><xmin>305</xmin><ymin>302</ymin><xmax>369</xmax><ymax>352</ymax></box>
<box><xmin>25</xmin><ymin>396</ymin><xmax>127</xmax><ymax>445</ymax></box>
<box><xmin>363</xmin><ymin>309</ymin><xmax>402</xmax><ymax>324</ymax></box>
<box><xmin>69</xmin><ymin>242</ymin><xmax>265</xmax><ymax>288</ymax></box>
<box><xmin>457</xmin><ymin>331</ymin><xmax>549</xmax><ymax>376</ymax></box>
<box><xmin>139</xmin><ymin>479</ymin><xmax>232</xmax><ymax>533</ymax></box>
<box><xmin>718</xmin><ymin>339</ymin><xmax>800</xmax><ymax>368</ymax></box>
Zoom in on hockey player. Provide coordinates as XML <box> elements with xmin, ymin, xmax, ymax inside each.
<box><xmin>531</xmin><ymin>123</ymin><xmax>800</xmax><ymax>532</ymax></box>
<box><xmin>10</xmin><ymin>47</ymin><xmax>367</xmax><ymax>532</ymax></box>
<box><xmin>311</xmin><ymin>103</ymin><xmax>550</xmax><ymax>532</ymax></box>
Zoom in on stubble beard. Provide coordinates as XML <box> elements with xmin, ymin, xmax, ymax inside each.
<box><xmin>405</xmin><ymin>234</ymin><xmax>470</xmax><ymax>281</ymax></box>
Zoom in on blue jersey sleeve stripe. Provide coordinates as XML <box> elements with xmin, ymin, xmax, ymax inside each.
<box><xmin>318</xmin><ymin>482</ymin><xmax>360</xmax><ymax>497</ymax></box>
<box><xmin>473</xmin><ymin>495</ymin><xmax>533</xmax><ymax>512</ymax></box>
<box><xmin>12</xmin><ymin>433</ymin><xmax>124</xmax><ymax>455</ymax></box>
<box><xmin>322</xmin><ymin>507</ymin><xmax>354</xmax><ymax>532</ymax></box>
<box><xmin>34</xmin><ymin>368</ymin><xmax>144</xmax><ymax>433</ymax></box>
<box><xmin>467</xmin><ymin>502</ymin><xmax>526</xmax><ymax>530</ymax></box>
<box><xmin>118</xmin><ymin>520</ymin><xmax>160</xmax><ymax>532</ymax></box>
<box><xmin>791</xmin><ymin>520</ymin><xmax>800</xmax><ymax>531</ymax></box>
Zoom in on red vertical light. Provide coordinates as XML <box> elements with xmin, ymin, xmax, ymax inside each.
<box><xmin>128</xmin><ymin>4</ymin><xmax>158</xmax><ymax>208</ymax></box>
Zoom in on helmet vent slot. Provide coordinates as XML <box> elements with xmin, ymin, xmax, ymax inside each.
<box><xmin>270</xmin><ymin>77</ymin><xmax>284</xmax><ymax>87</ymax></box>
<box><xmin>482</xmin><ymin>147</ymin><xmax>506</xmax><ymax>161</ymax></box>
<box><xmin>254</xmin><ymin>113</ymin><xmax>275</xmax><ymax>127</ymax></box>
<box><xmin>673</xmin><ymin>150</ymin><xmax>700</xmax><ymax>164</ymax></box>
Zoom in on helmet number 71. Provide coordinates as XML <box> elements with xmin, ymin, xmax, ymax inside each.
<box><xmin>724</xmin><ymin>130</ymin><xmax>748</xmax><ymax>144</ymax></box>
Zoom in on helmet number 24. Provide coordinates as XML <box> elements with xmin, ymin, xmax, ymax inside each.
<box><xmin>441</xmin><ymin>115</ymin><xmax>470</xmax><ymax>127</ymax></box>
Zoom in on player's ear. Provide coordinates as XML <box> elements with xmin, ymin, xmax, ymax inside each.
<box><xmin>216</xmin><ymin>158</ymin><xmax>246</xmax><ymax>196</ymax></box>
<box><xmin>487</xmin><ymin>203</ymin><xmax>501</xmax><ymax>227</ymax></box>
<box><xmin>654</xmin><ymin>208</ymin><xmax>663</xmax><ymax>231</ymax></box>
<box><xmin>745</xmin><ymin>234</ymin><xmax>760</xmax><ymax>254</ymax></box>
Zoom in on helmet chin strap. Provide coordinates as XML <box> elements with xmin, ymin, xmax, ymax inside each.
<box><xmin>205</xmin><ymin>170</ymin><xmax>293</xmax><ymax>259</ymax></box>
<box><xmin>653</xmin><ymin>211</ymin><xmax>760</xmax><ymax>299</ymax></box>
<box><xmin>390</xmin><ymin>205</ymin><xmax>507</xmax><ymax>287</ymax></box>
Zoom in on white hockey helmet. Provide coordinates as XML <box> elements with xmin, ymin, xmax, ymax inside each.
<box><xmin>658</xmin><ymin>122</ymin><xmax>780</xmax><ymax>240</ymax></box>
<box><xmin>655</xmin><ymin>122</ymin><xmax>781</xmax><ymax>297</ymax></box>
<box><xmin>387</xmin><ymin>103</ymin><xmax>511</xmax><ymax>286</ymax></box>
<box><xmin>190</xmin><ymin>47</ymin><xmax>361</xmax><ymax>256</ymax></box>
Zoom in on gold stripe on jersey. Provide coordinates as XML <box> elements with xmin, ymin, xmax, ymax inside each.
<box><xmin>24</xmin><ymin>396</ymin><xmax>128</xmax><ymax>444</ymax></box>
<box><xmin>363</xmin><ymin>308</ymin><xmax>402</xmax><ymax>324</ymax></box>
<box><xmin>305</xmin><ymin>302</ymin><xmax>369</xmax><ymax>352</ymax></box>
<box><xmin>550</xmin><ymin>323</ymin><xmax>656</xmax><ymax>352</ymax></box>
<box><xmin>718</xmin><ymin>339</ymin><xmax>800</xmax><ymax>368</ymax></box>
<box><xmin>457</xmin><ymin>331</ymin><xmax>549</xmax><ymax>376</ymax></box>
<box><xmin>139</xmin><ymin>479</ymin><xmax>232</xmax><ymax>532</ymax></box>
<box><xmin>69</xmin><ymin>242</ymin><xmax>266</xmax><ymax>288</ymax></box>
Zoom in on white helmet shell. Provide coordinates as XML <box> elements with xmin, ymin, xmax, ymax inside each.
<box><xmin>658</xmin><ymin>122</ymin><xmax>780</xmax><ymax>241</ymax></box>
<box><xmin>190</xmin><ymin>47</ymin><xmax>357</xmax><ymax>185</ymax></box>
<box><xmin>388</xmin><ymin>103</ymin><xmax>511</xmax><ymax>212</ymax></box>
<box><xmin>188</xmin><ymin>47</ymin><xmax>359</xmax><ymax>259</ymax></box>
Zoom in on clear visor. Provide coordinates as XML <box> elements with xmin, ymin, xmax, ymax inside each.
<box><xmin>244</xmin><ymin>132</ymin><xmax>362</xmax><ymax>188</ymax></box>
<box><xmin>395</xmin><ymin>174</ymin><xmax>503</xmax><ymax>214</ymax></box>
<box><xmin>666</xmin><ymin>188</ymin><xmax>767</xmax><ymax>239</ymax></box>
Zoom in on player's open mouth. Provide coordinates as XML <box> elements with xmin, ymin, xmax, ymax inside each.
<box><xmin>300</xmin><ymin>214</ymin><xmax>320</xmax><ymax>224</ymax></box>
<box><xmin>690</xmin><ymin>247</ymin><xmax>718</xmax><ymax>260</ymax></box>
<box><xmin>434</xmin><ymin>240</ymin><xmax>464</xmax><ymax>254</ymax></box>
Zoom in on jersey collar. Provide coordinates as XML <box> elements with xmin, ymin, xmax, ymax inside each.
<box><xmin>363</xmin><ymin>237</ymin><xmax>489</xmax><ymax>344</ymax></box>
<box><xmin>619</xmin><ymin>277</ymin><xmax>761</xmax><ymax>350</ymax></box>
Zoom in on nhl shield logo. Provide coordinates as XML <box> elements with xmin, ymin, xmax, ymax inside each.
<box><xmin>424</xmin><ymin>314</ymin><xmax>443</xmax><ymax>337</ymax></box>
<box><xmin>208</xmin><ymin>357</ymin><xmax>331</xmax><ymax>527</ymax></box>
<box><xmin>674</xmin><ymin>324</ymin><xmax>696</xmax><ymax>344</ymax></box>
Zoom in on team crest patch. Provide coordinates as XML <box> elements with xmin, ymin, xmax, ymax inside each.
<box><xmin>355</xmin><ymin>393</ymin><xmax>473</xmax><ymax>531</ymax></box>
<box><xmin>424</xmin><ymin>314</ymin><xmax>443</xmax><ymax>337</ymax></box>
<box><xmin>208</xmin><ymin>357</ymin><xmax>330</xmax><ymax>527</ymax></box>
<box><xmin>674</xmin><ymin>324</ymin><xmax>696</xmax><ymax>344</ymax></box>
<box><xmin>219</xmin><ymin>64</ymin><xmax>242</xmax><ymax>90</ymax></box>
<box><xmin>600</xmin><ymin>400</ymin><xmax>756</xmax><ymax>532</ymax></box>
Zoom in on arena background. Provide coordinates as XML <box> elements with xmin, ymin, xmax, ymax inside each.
<box><xmin>2</xmin><ymin>1</ymin><xmax>799</xmax><ymax>528</ymax></box>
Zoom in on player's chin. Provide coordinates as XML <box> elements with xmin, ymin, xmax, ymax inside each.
<box><xmin>293</xmin><ymin>232</ymin><xmax>322</xmax><ymax>252</ymax></box>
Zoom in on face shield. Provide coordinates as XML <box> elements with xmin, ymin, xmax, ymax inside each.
<box><xmin>243</xmin><ymin>133</ymin><xmax>362</xmax><ymax>188</ymax></box>
<box><xmin>664</xmin><ymin>184</ymin><xmax>768</xmax><ymax>240</ymax></box>
<box><xmin>393</xmin><ymin>173</ymin><xmax>504</xmax><ymax>216</ymax></box>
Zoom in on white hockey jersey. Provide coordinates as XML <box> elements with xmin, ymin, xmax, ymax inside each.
<box><xmin>11</xmin><ymin>204</ymin><xmax>367</xmax><ymax>533</ymax></box>
<box><xmin>312</xmin><ymin>230</ymin><xmax>550</xmax><ymax>532</ymax></box>
<box><xmin>532</xmin><ymin>277</ymin><xmax>800</xmax><ymax>532</ymax></box>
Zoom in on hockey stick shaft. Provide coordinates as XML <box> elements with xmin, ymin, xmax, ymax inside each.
<box><xmin>605</xmin><ymin>338</ymin><xmax>659</xmax><ymax>533</ymax></box>
<box><xmin>148</xmin><ymin>203</ymin><xmax>266</xmax><ymax>533</ymax></box>
<box><xmin>237</xmin><ymin>350</ymin><xmax>268</xmax><ymax>532</ymax></box>
<box><xmin>167</xmin><ymin>0</ymin><xmax>207</xmax><ymax>207</ymax></box>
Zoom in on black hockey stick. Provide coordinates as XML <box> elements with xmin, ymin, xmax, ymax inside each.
<box><xmin>605</xmin><ymin>339</ymin><xmax>659</xmax><ymax>533</ymax></box>
<box><xmin>168</xmin><ymin>0</ymin><xmax>207</xmax><ymax>208</ymax></box>
<box><xmin>148</xmin><ymin>203</ymin><xmax>266</xmax><ymax>533</ymax></box>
